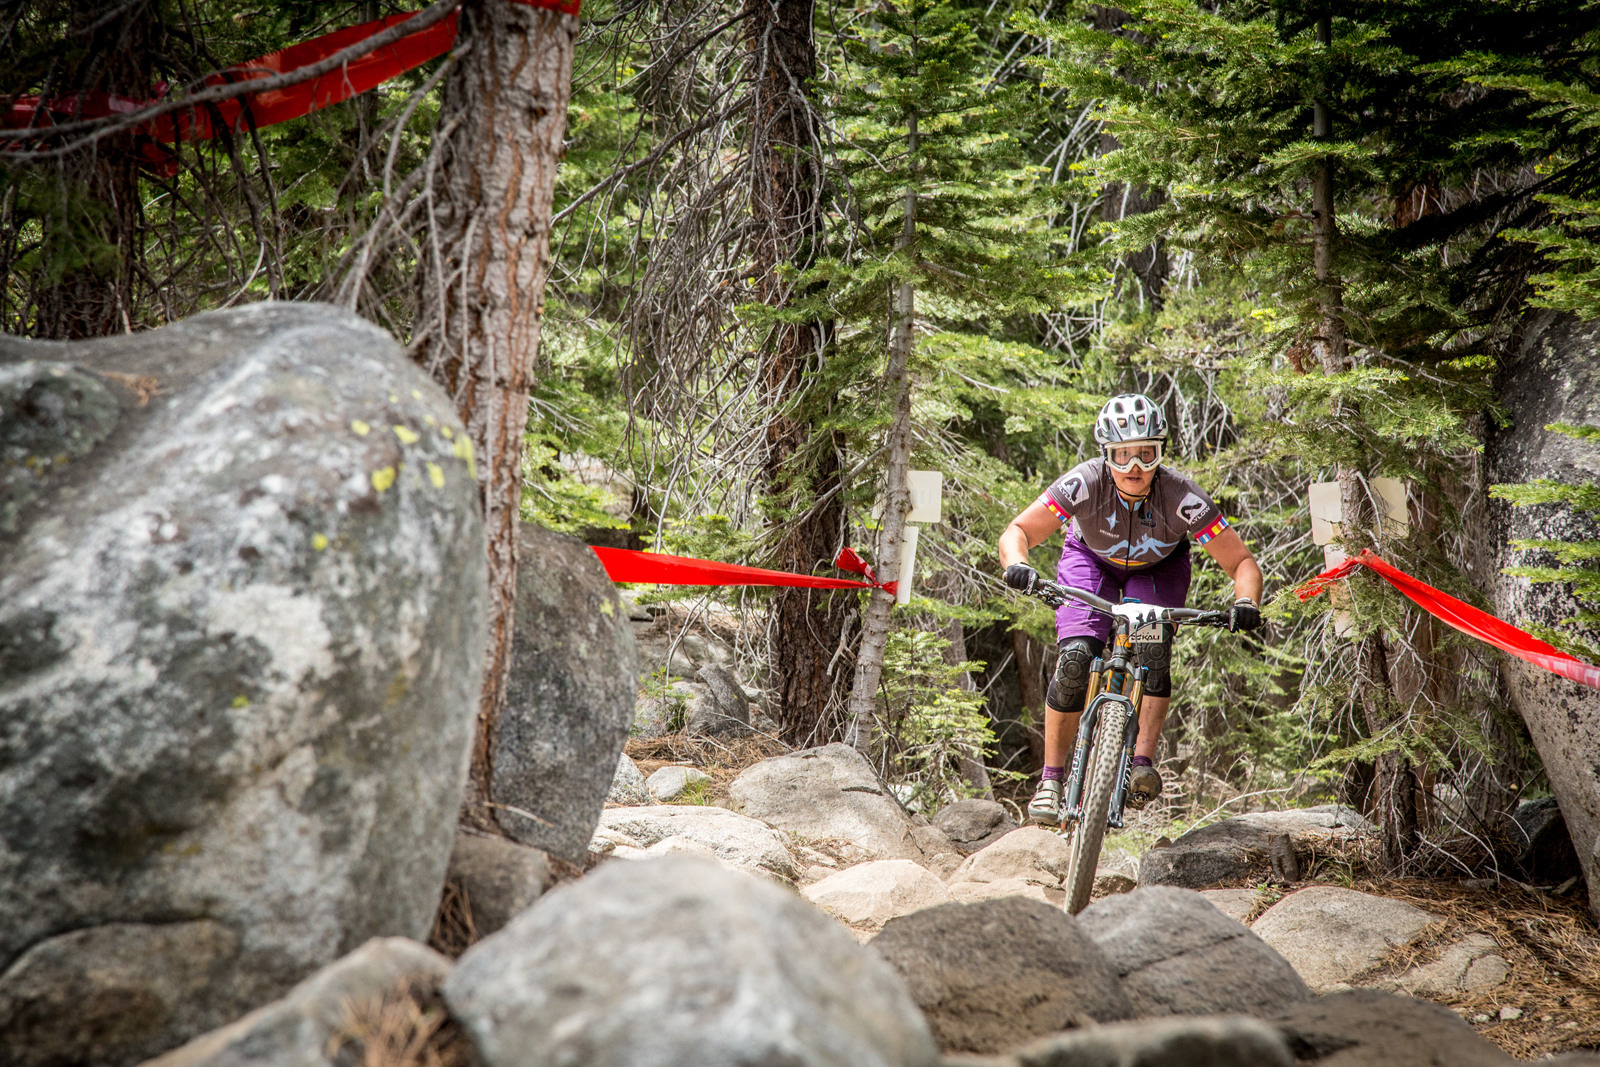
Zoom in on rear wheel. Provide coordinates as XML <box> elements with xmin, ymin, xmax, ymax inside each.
<box><xmin>1064</xmin><ymin>700</ymin><xmax>1126</xmax><ymax>915</ymax></box>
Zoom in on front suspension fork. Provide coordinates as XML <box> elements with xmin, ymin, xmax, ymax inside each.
<box><xmin>1064</xmin><ymin>665</ymin><xmax>1148</xmax><ymax>829</ymax></box>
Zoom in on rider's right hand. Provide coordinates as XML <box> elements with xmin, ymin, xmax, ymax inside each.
<box><xmin>1004</xmin><ymin>563</ymin><xmax>1039</xmax><ymax>593</ymax></box>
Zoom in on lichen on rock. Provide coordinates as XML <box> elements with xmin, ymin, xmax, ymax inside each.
<box><xmin>0</xmin><ymin>303</ymin><xmax>488</xmax><ymax>1065</ymax></box>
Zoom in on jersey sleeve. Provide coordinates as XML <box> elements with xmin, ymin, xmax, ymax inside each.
<box><xmin>1170</xmin><ymin>477</ymin><xmax>1229</xmax><ymax>543</ymax></box>
<box><xmin>1039</xmin><ymin>461</ymin><xmax>1098</xmax><ymax>525</ymax></box>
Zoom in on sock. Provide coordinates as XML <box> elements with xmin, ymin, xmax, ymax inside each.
<box><xmin>1041</xmin><ymin>765</ymin><xmax>1065</xmax><ymax>782</ymax></box>
<box><xmin>1131</xmin><ymin>755</ymin><xmax>1154</xmax><ymax>768</ymax></box>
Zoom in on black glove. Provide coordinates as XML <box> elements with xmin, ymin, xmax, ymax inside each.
<box><xmin>1004</xmin><ymin>563</ymin><xmax>1039</xmax><ymax>594</ymax></box>
<box><xmin>1229</xmin><ymin>598</ymin><xmax>1261</xmax><ymax>632</ymax></box>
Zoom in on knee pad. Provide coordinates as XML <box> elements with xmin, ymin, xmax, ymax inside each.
<box><xmin>1136</xmin><ymin>637</ymin><xmax>1172</xmax><ymax>698</ymax></box>
<box><xmin>1046</xmin><ymin>637</ymin><xmax>1105</xmax><ymax>713</ymax></box>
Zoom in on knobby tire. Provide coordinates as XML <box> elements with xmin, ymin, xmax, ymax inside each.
<box><xmin>1065</xmin><ymin>700</ymin><xmax>1126</xmax><ymax>915</ymax></box>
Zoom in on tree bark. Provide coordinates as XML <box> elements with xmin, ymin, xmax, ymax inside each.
<box><xmin>746</xmin><ymin>0</ymin><xmax>852</xmax><ymax>747</ymax></box>
<box><xmin>1091</xmin><ymin>5</ymin><xmax>1167</xmax><ymax>311</ymax></box>
<box><xmin>1310</xmin><ymin>13</ymin><xmax>1417</xmax><ymax>871</ymax></box>
<box><xmin>846</xmin><ymin>110</ymin><xmax>918</xmax><ymax>749</ymax></box>
<box><xmin>414</xmin><ymin>0</ymin><xmax>578</xmax><ymax>825</ymax></box>
<box><xmin>31</xmin><ymin>0</ymin><xmax>161</xmax><ymax>339</ymax></box>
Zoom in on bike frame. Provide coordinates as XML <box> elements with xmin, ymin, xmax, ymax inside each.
<box><xmin>1062</xmin><ymin>613</ymin><xmax>1153</xmax><ymax>831</ymax></box>
<box><xmin>1039</xmin><ymin>583</ymin><xmax>1223</xmax><ymax>832</ymax></box>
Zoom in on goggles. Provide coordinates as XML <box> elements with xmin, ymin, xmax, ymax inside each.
<box><xmin>1105</xmin><ymin>439</ymin><xmax>1163</xmax><ymax>473</ymax></box>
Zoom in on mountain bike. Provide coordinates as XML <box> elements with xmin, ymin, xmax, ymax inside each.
<box><xmin>1027</xmin><ymin>579</ymin><xmax>1229</xmax><ymax>914</ymax></box>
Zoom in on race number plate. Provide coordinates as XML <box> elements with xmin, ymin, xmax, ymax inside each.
<box><xmin>1131</xmin><ymin>623</ymin><xmax>1166</xmax><ymax>644</ymax></box>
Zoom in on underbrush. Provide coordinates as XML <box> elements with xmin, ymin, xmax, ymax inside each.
<box><xmin>1348</xmin><ymin>880</ymin><xmax>1600</xmax><ymax>1060</ymax></box>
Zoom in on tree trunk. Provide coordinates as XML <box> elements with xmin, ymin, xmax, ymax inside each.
<box><xmin>31</xmin><ymin>0</ymin><xmax>160</xmax><ymax>339</ymax></box>
<box><xmin>414</xmin><ymin>0</ymin><xmax>578</xmax><ymax>825</ymax></box>
<box><xmin>1092</xmin><ymin>5</ymin><xmax>1167</xmax><ymax>311</ymax></box>
<box><xmin>1310</xmin><ymin>13</ymin><xmax>1417</xmax><ymax>871</ymax></box>
<box><xmin>746</xmin><ymin>0</ymin><xmax>852</xmax><ymax>747</ymax></box>
<box><xmin>846</xmin><ymin>111</ymin><xmax>918</xmax><ymax>748</ymax></box>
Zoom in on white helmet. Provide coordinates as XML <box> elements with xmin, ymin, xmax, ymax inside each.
<box><xmin>1093</xmin><ymin>393</ymin><xmax>1168</xmax><ymax>445</ymax></box>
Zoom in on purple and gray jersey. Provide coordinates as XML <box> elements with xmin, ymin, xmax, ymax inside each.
<box><xmin>1038</xmin><ymin>459</ymin><xmax>1229</xmax><ymax>571</ymax></box>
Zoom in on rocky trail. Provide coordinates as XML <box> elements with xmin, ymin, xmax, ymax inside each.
<box><xmin>6</xmin><ymin>307</ymin><xmax>1598</xmax><ymax>1067</ymax></box>
<box><xmin>121</xmin><ymin>731</ymin><xmax>1600</xmax><ymax>1067</ymax></box>
<box><xmin>585</xmin><ymin>732</ymin><xmax>1600</xmax><ymax>1063</ymax></box>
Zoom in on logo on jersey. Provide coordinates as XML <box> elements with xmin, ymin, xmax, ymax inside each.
<box><xmin>1176</xmin><ymin>491</ymin><xmax>1210</xmax><ymax>527</ymax></box>
<box><xmin>1062</xmin><ymin>474</ymin><xmax>1088</xmax><ymax>506</ymax></box>
<box><xmin>1104</xmin><ymin>534</ymin><xmax>1179</xmax><ymax>564</ymax></box>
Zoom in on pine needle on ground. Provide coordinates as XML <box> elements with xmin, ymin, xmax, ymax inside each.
<box><xmin>625</xmin><ymin>734</ymin><xmax>791</xmax><ymax>803</ymax></box>
<box><xmin>326</xmin><ymin>977</ymin><xmax>473</xmax><ymax>1067</ymax></box>
<box><xmin>1343</xmin><ymin>878</ymin><xmax>1600</xmax><ymax>1060</ymax></box>
<box><xmin>427</xmin><ymin>880</ymin><xmax>478</xmax><ymax>960</ymax></box>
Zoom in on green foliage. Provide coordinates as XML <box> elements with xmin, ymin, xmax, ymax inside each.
<box><xmin>1462</xmin><ymin>65</ymin><xmax>1600</xmax><ymax>321</ymax></box>
<box><xmin>1017</xmin><ymin>0</ymin><xmax>1600</xmax><ymax>809</ymax></box>
<box><xmin>1021</xmin><ymin>0</ymin><xmax>1580</xmax><ymax>482</ymax></box>
<box><xmin>876</xmin><ymin>628</ymin><xmax>998</xmax><ymax>809</ymax></box>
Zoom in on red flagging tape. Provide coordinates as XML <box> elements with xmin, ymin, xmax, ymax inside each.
<box><xmin>5</xmin><ymin>0</ymin><xmax>578</xmax><ymax>159</ymax></box>
<box><xmin>1298</xmin><ymin>549</ymin><xmax>1600</xmax><ymax>690</ymax></box>
<box><xmin>589</xmin><ymin>546</ymin><xmax>896</xmax><ymax>597</ymax></box>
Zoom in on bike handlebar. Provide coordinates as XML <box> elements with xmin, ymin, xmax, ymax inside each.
<box><xmin>1029</xmin><ymin>579</ymin><xmax>1230</xmax><ymax>628</ymax></box>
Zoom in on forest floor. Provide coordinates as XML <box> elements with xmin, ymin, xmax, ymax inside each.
<box><xmin>624</xmin><ymin>734</ymin><xmax>1600</xmax><ymax>1061</ymax></box>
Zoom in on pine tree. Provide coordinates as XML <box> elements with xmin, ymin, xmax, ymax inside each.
<box><xmin>795</xmin><ymin>0</ymin><xmax>1093</xmax><ymax>746</ymax></box>
<box><xmin>1026</xmin><ymin>0</ymin><xmax>1596</xmax><ymax>870</ymax></box>
<box><xmin>414</xmin><ymin>0</ymin><xmax>580</xmax><ymax>829</ymax></box>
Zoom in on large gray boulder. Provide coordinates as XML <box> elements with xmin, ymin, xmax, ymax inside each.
<box><xmin>0</xmin><ymin>304</ymin><xmax>485</xmax><ymax>1063</ymax></box>
<box><xmin>949</xmin><ymin>826</ymin><xmax>1073</xmax><ymax>886</ymax></box>
<box><xmin>1488</xmin><ymin>309</ymin><xmax>1600</xmax><ymax>918</ymax></box>
<box><xmin>607</xmin><ymin>752</ymin><xmax>653</xmax><ymax>805</ymax></box>
<box><xmin>1250</xmin><ymin>886</ymin><xmax>1437</xmax><ymax>993</ymax></box>
<box><xmin>1139</xmin><ymin>807</ymin><xmax>1370</xmax><ymax>889</ymax></box>
<box><xmin>869</xmin><ymin>897</ymin><xmax>1132</xmax><ymax>1054</ymax></box>
<box><xmin>689</xmin><ymin>663</ymin><xmax>753</xmax><ymax>737</ymax></box>
<box><xmin>491</xmin><ymin>523</ymin><xmax>638</xmax><ymax>864</ymax></box>
<box><xmin>730</xmin><ymin>743</ymin><xmax>926</xmax><ymax>863</ymax></box>
<box><xmin>138</xmin><ymin>938</ymin><xmax>452</xmax><ymax>1067</ymax></box>
<box><xmin>598</xmin><ymin>805</ymin><xmax>799</xmax><ymax>882</ymax></box>
<box><xmin>1012</xmin><ymin>1016</ymin><xmax>1293</xmax><ymax>1067</ymax></box>
<box><xmin>445</xmin><ymin>831</ymin><xmax>553</xmax><ymax>939</ymax></box>
<box><xmin>802</xmin><ymin>859</ymin><xmax>953</xmax><ymax>931</ymax></box>
<box><xmin>442</xmin><ymin>855</ymin><xmax>938</xmax><ymax>1067</ymax></box>
<box><xmin>933</xmin><ymin>799</ymin><xmax>1018</xmax><ymax>855</ymax></box>
<box><xmin>1268</xmin><ymin>989</ymin><xmax>1516</xmax><ymax>1066</ymax></box>
<box><xmin>1076</xmin><ymin>886</ymin><xmax>1311</xmax><ymax>1017</ymax></box>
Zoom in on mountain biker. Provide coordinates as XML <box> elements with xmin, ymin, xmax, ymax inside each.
<box><xmin>997</xmin><ymin>393</ymin><xmax>1264</xmax><ymax>824</ymax></box>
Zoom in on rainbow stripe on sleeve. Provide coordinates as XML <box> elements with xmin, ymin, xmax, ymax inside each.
<box><xmin>1040</xmin><ymin>493</ymin><xmax>1070</xmax><ymax>525</ymax></box>
<box><xmin>1196</xmin><ymin>516</ymin><xmax>1230</xmax><ymax>545</ymax></box>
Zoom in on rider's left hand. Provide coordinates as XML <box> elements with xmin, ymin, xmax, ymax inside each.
<box><xmin>1229</xmin><ymin>598</ymin><xmax>1261</xmax><ymax>632</ymax></box>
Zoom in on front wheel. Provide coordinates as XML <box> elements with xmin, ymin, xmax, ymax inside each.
<box><xmin>1063</xmin><ymin>700</ymin><xmax>1126</xmax><ymax>915</ymax></box>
